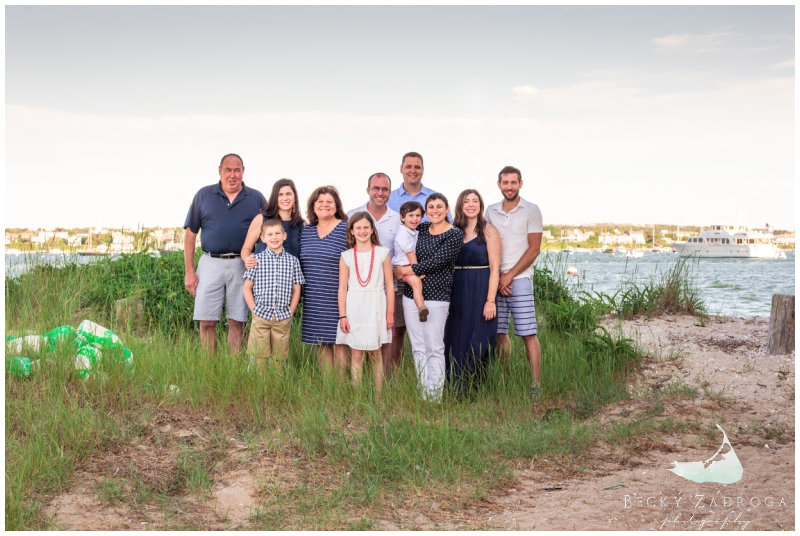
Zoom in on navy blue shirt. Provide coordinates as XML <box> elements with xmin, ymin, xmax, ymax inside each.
<box><xmin>184</xmin><ymin>181</ymin><xmax>267</xmax><ymax>255</ymax></box>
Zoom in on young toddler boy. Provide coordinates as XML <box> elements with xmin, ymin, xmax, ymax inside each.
<box><xmin>243</xmin><ymin>218</ymin><xmax>305</xmax><ymax>370</ymax></box>
<box><xmin>393</xmin><ymin>201</ymin><xmax>428</xmax><ymax>322</ymax></box>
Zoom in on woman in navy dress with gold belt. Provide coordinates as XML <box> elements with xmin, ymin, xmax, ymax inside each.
<box><xmin>444</xmin><ymin>190</ymin><xmax>501</xmax><ymax>397</ymax></box>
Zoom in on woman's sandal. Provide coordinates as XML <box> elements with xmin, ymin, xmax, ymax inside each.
<box><xmin>418</xmin><ymin>306</ymin><xmax>429</xmax><ymax>323</ymax></box>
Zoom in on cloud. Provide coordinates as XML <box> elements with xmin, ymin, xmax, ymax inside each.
<box><xmin>5</xmin><ymin>84</ymin><xmax>795</xmax><ymax>231</ymax></box>
<box><xmin>511</xmin><ymin>84</ymin><xmax>540</xmax><ymax>100</ymax></box>
<box><xmin>652</xmin><ymin>29</ymin><xmax>737</xmax><ymax>52</ymax></box>
<box><xmin>533</xmin><ymin>80</ymin><xmax>646</xmax><ymax>109</ymax></box>
<box><xmin>770</xmin><ymin>58</ymin><xmax>794</xmax><ymax>69</ymax></box>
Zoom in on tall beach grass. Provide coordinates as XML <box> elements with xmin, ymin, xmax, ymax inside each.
<box><xmin>5</xmin><ymin>250</ymin><xmax>701</xmax><ymax>529</ymax></box>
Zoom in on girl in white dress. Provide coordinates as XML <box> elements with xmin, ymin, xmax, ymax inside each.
<box><xmin>336</xmin><ymin>212</ymin><xmax>394</xmax><ymax>390</ymax></box>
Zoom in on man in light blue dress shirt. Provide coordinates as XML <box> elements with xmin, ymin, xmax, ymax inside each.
<box><xmin>386</xmin><ymin>152</ymin><xmax>451</xmax><ymax>223</ymax></box>
<box><xmin>385</xmin><ymin>152</ymin><xmax>452</xmax><ymax>371</ymax></box>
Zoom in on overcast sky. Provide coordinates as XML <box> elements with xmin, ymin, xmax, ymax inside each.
<box><xmin>6</xmin><ymin>6</ymin><xmax>795</xmax><ymax>231</ymax></box>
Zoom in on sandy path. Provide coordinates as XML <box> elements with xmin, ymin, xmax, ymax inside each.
<box><xmin>418</xmin><ymin>315</ymin><xmax>795</xmax><ymax>530</ymax></box>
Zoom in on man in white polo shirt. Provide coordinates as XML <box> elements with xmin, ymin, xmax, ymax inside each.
<box><xmin>347</xmin><ymin>172</ymin><xmax>402</xmax><ymax>371</ymax></box>
<box><xmin>485</xmin><ymin>165</ymin><xmax>544</xmax><ymax>401</ymax></box>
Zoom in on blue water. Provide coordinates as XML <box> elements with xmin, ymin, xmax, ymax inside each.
<box><xmin>539</xmin><ymin>250</ymin><xmax>795</xmax><ymax>318</ymax></box>
<box><xmin>4</xmin><ymin>252</ymin><xmax>127</xmax><ymax>279</ymax></box>
<box><xmin>5</xmin><ymin>250</ymin><xmax>796</xmax><ymax>318</ymax></box>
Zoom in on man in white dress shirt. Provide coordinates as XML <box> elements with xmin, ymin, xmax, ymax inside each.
<box><xmin>347</xmin><ymin>172</ymin><xmax>403</xmax><ymax>372</ymax></box>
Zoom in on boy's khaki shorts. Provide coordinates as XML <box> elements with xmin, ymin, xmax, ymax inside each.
<box><xmin>247</xmin><ymin>313</ymin><xmax>293</xmax><ymax>363</ymax></box>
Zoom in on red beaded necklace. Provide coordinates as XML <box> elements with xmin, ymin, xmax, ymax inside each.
<box><xmin>354</xmin><ymin>243</ymin><xmax>375</xmax><ymax>287</ymax></box>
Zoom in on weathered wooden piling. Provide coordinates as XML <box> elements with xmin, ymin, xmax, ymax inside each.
<box><xmin>767</xmin><ymin>294</ymin><xmax>795</xmax><ymax>355</ymax></box>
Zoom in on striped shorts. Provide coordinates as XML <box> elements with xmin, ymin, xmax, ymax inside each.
<box><xmin>496</xmin><ymin>277</ymin><xmax>537</xmax><ymax>337</ymax></box>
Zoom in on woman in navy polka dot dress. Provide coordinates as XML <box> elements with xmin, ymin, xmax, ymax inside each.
<box><xmin>393</xmin><ymin>193</ymin><xmax>463</xmax><ymax>402</ymax></box>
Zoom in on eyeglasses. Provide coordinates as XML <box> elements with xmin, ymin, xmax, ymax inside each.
<box><xmin>369</xmin><ymin>187</ymin><xmax>391</xmax><ymax>193</ymax></box>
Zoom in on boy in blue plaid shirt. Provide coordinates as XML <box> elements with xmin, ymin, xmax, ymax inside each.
<box><xmin>243</xmin><ymin>218</ymin><xmax>305</xmax><ymax>370</ymax></box>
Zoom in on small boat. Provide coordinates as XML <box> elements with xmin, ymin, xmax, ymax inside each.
<box><xmin>673</xmin><ymin>224</ymin><xmax>784</xmax><ymax>259</ymax></box>
<box><xmin>601</xmin><ymin>247</ymin><xmax>614</xmax><ymax>254</ymax></box>
<box><xmin>564</xmin><ymin>246</ymin><xmax>575</xmax><ymax>254</ymax></box>
<box><xmin>575</xmin><ymin>247</ymin><xmax>591</xmax><ymax>254</ymax></box>
<box><xmin>78</xmin><ymin>251</ymin><xmax>107</xmax><ymax>257</ymax></box>
<box><xmin>624</xmin><ymin>250</ymin><xmax>644</xmax><ymax>258</ymax></box>
<box><xmin>615</xmin><ymin>246</ymin><xmax>627</xmax><ymax>254</ymax></box>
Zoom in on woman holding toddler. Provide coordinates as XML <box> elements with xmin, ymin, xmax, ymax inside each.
<box><xmin>393</xmin><ymin>193</ymin><xmax>463</xmax><ymax>403</ymax></box>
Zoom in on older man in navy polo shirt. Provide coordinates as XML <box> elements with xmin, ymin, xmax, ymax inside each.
<box><xmin>184</xmin><ymin>154</ymin><xmax>267</xmax><ymax>352</ymax></box>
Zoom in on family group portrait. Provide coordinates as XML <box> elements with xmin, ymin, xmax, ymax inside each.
<box><xmin>6</xmin><ymin>5</ymin><xmax>793</xmax><ymax>530</ymax></box>
<box><xmin>184</xmin><ymin>152</ymin><xmax>544</xmax><ymax>403</ymax></box>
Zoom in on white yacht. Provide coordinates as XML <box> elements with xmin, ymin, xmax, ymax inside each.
<box><xmin>673</xmin><ymin>225</ymin><xmax>783</xmax><ymax>259</ymax></box>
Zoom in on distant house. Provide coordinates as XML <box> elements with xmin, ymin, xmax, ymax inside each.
<box><xmin>34</xmin><ymin>231</ymin><xmax>52</xmax><ymax>243</ymax></box>
<box><xmin>561</xmin><ymin>229</ymin><xmax>593</xmax><ymax>242</ymax></box>
<box><xmin>598</xmin><ymin>232</ymin><xmax>621</xmax><ymax>245</ymax></box>
<box><xmin>109</xmin><ymin>232</ymin><xmax>135</xmax><ymax>252</ymax></box>
<box><xmin>542</xmin><ymin>230</ymin><xmax>553</xmax><ymax>240</ymax></box>
<box><xmin>775</xmin><ymin>233</ymin><xmax>795</xmax><ymax>245</ymax></box>
<box><xmin>111</xmin><ymin>232</ymin><xmax>134</xmax><ymax>244</ymax></box>
<box><xmin>629</xmin><ymin>231</ymin><xmax>646</xmax><ymax>244</ymax></box>
<box><xmin>598</xmin><ymin>231</ymin><xmax>645</xmax><ymax>245</ymax></box>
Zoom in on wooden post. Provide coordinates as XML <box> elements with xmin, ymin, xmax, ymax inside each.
<box><xmin>768</xmin><ymin>294</ymin><xmax>795</xmax><ymax>356</ymax></box>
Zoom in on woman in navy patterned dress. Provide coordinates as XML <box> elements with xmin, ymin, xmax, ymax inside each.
<box><xmin>300</xmin><ymin>186</ymin><xmax>350</xmax><ymax>374</ymax></box>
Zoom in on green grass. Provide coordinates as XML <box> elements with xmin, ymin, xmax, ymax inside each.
<box><xmin>577</xmin><ymin>256</ymin><xmax>706</xmax><ymax>319</ymax></box>
<box><xmin>5</xmin><ymin>251</ymin><xmax>702</xmax><ymax>530</ymax></box>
